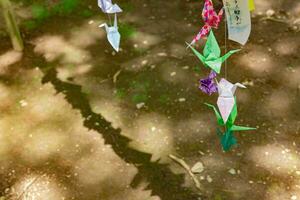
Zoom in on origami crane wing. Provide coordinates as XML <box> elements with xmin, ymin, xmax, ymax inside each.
<box><xmin>230</xmin><ymin>125</ymin><xmax>256</xmax><ymax>131</ymax></box>
<box><xmin>205</xmin><ymin>103</ymin><xmax>225</xmax><ymax>126</ymax></box>
<box><xmin>214</xmin><ymin>49</ymin><xmax>241</xmax><ymax>64</ymax></box>
<box><xmin>98</xmin><ymin>0</ymin><xmax>122</xmax><ymax>13</ymax></box>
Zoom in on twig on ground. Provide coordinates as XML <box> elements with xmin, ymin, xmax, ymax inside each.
<box><xmin>113</xmin><ymin>69</ymin><xmax>122</xmax><ymax>84</ymax></box>
<box><xmin>169</xmin><ymin>154</ymin><xmax>203</xmax><ymax>192</ymax></box>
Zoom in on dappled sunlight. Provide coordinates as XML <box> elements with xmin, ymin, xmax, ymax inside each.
<box><xmin>0</xmin><ymin>0</ymin><xmax>299</xmax><ymax>199</ymax></box>
<box><xmin>265</xmin><ymin>183</ymin><xmax>300</xmax><ymax>200</ymax></box>
<box><xmin>57</xmin><ymin>63</ymin><xmax>93</xmax><ymax>80</ymax></box>
<box><xmin>248</xmin><ymin>144</ymin><xmax>300</xmax><ymax>175</ymax></box>
<box><xmin>0</xmin><ymin>66</ymin><xmax>154</xmax><ymax>199</ymax></box>
<box><xmin>9</xmin><ymin>173</ymin><xmax>67</xmax><ymax>200</ymax></box>
<box><xmin>264</xmin><ymin>90</ymin><xmax>293</xmax><ymax>117</ymax></box>
<box><xmin>130</xmin><ymin>31</ymin><xmax>162</xmax><ymax>50</ymax></box>
<box><xmin>237</xmin><ymin>45</ymin><xmax>274</xmax><ymax>74</ymax></box>
<box><xmin>33</xmin><ymin>35</ymin><xmax>90</xmax><ymax>64</ymax></box>
<box><xmin>85</xmin><ymin>83</ymin><xmax>128</xmax><ymax>129</ymax></box>
<box><xmin>21</xmin><ymin>128</ymin><xmax>67</xmax><ymax>165</ymax></box>
<box><xmin>128</xmin><ymin>113</ymin><xmax>174</xmax><ymax>162</ymax></box>
<box><xmin>252</xmin><ymin>1</ymin><xmax>273</xmax><ymax>13</ymax></box>
<box><xmin>273</xmin><ymin>36</ymin><xmax>300</xmax><ymax>56</ymax></box>
<box><xmin>69</xmin><ymin>19</ymin><xmax>105</xmax><ymax>48</ymax></box>
<box><xmin>283</xmin><ymin>67</ymin><xmax>300</xmax><ymax>88</ymax></box>
<box><xmin>74</xmin><ymin>150</ymin><xmax>135</xmax><ymax>186</ymax></box>
<box><xmin>0</xmin><ymin>50</ymin><xmax>23</xmax><ymax>73</ymax></box>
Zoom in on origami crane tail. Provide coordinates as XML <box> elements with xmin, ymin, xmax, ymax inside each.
<box><xmin>221</xmin><ymin>129</ymin><xmax>237</xmax><ymax>152</ymax></box>
<box><xmin>218</xmin><ymin>49</ymin><xmax>241</xmax><ymax>63</ymax></box>
<box><xmin>187</xmin><ymin>44</ymin><xmax>206</xmax><ymax>65</ymax></box>
<box><xmin>230</xmin><ymin>125</ymin><xmax>256</xmax><ymax>132</ymax></box>
<box><xmin>204</xmin><ymin>103</ymin><xmax>225</xmax><ymax>126</ymax></box>
<box><xmin>193</xmin><ymin>25</ymin><xmax>211</xmax><ymax>44</ymax></box>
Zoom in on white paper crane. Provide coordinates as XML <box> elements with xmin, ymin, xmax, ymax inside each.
<box><xmin>98</xmin><ymin>0</ymin><xmax>122</xmax><ymax>14</ymax></box>
<box><xmin>217</xmin><ymin>78</ymin><xmax>246</xmax><ymax>123</ymax></box>
<box><xmin>99</xmin><ymin>14</ymin><xmax>121</xmax><ymax>52</ymax></box>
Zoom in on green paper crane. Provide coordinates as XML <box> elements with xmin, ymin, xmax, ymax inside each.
<box><xmin>205</xmin><ymin>97</ymin><xmax>256</xmax><ymax>151</ymax></box>
<box><xmin>187</xmin><ymin>30</ymin><xmax>240</xmax><ymax>74</ymax></box>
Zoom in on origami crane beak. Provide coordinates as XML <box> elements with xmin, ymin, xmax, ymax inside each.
<box><xmin>231</xmin><ymin>83</ymin><xmax>246</xmax><ymax>95</ymax></box>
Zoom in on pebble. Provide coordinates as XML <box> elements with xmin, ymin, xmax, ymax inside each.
<box><xmin>178</xmin><ymin>98</ymin><xmax>186</xmax><ymax>102</ymax></box>
<box><xmin>228</xmin><ymin>168</ymin><xmax>236</xmax><ymax>175</ymax></box>
<box><xmin>157</xmin><ymin>52</ymin><xmax>167</xmax><ymax>57</ymax></box>
<box><xmin>141</xmin><ymin>60</ymin><xmax>148</xmax><ymax>65</ymax></box>
<box><xmin>170</xmin><ymin>72</ymin><xmax>176</xmax><ymax>76</ymax></box>
<box><xmin>206</xmin><ymin>175</ymin><xmax>212</xmax><ymax>183</ymax></box>
<box><xmin>291</xmin><ymin>195</ymin><xmax>297</xmax><ymax>200</ymax></box>
<box><xmin>266</xmin><ymin>9</ymin><xmax>275</xmax><ymax>17</ymax></box>
<box><xmin>19</xmin><ymin>100</ymin><xmax>28</xmax><ymax>107</ymax></box>
<box><xmin>136</xmin><ymin>102</ymin><xmax>145</xmax><ymax>109</ymax></box>
<box><xmin>191</xmin><ymin>162</ymin><xmax>204</xmax><ymax>174</ymax></box>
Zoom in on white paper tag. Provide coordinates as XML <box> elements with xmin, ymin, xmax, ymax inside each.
<box><xmin>223</xmin><ymin>0</ymin><xmax>251</xmax><ymax>45</ymax></box>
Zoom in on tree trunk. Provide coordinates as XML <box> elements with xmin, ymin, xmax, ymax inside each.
<box><xmin>0</xmin><ymin>0</ymin><xmax>24</xmax><ymax>51</ymax></box>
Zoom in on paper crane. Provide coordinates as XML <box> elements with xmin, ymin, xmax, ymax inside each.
<box><xmin>98</xmin><ymin>0</ymin><xmax>122</xmax><ymax>14</ymax></box>
<box><xmin>216</xmin><ymin>78</ymin><xmax>246</xmax><ymax>123</ymax></box>
<box><xmin>205</xmin><ymin>94</ymin><xmax>256</xmax><ymax>151</ymax></box>
<box><xmin>187</xmin><ymin>31</ymin><xmax>240</xmax><ymax>74</ymax></box>
<box><xmin>99</xmin><ymin>14</ymin><xmax>120</xmax><ymax>52</ymax></box>
<box><xmin>190</xmin><ymin>0</ymin><xmax>223</xmax><ymax>45</ymax></box>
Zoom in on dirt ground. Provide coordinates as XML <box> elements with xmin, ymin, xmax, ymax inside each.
<box><xmin>0</xmin><ymin>0</ymin><xmax>299</xmax><ymax>199</ymax></box>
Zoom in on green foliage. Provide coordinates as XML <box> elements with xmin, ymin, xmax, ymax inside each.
<box><xmin>131</xmin><ymin>93</ymin><xmax>148</xmax><ymax>103</ymax></box>
<box><xmin>80</xmin><ymin>9</ymin><xmax>94</xmax><ymax>18</ymax></box>
<box><xmin>115</xmin><ymin>88</ymin><xmax>127</xmax><ymax>99</ymax></box>
<box><xmin>31</xmin><ymin>4</ymin><xmax>49</xmax><ymax>21</ymax></box>
<box><xmin>119</xmin><ymin>23</ymin><xmax>136</xmax><ymax>39</ymax></box>
<box><xmin>23</xmin><ymin>20</ymin><xmax>38</xmax><ymax>30</ymax></box>
<box><xmin>51</xmin><ymin>0</ymin><xmax>79</xmax><ymax>16</ymax></box>
<box><xmin>23</xmin><ymin>0</ymin><xmax>92</xmax><ymax>30</ymax></box>
<box><xmin>158</xmin><ymin>94</ymin><xmax>170</xmax><ymax>104</ymax></box>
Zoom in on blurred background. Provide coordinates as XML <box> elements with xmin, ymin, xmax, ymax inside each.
<box><xmin>0</xmin><ymin>0</ymin><xmax>299</xmax><ymax>199</ymax></box>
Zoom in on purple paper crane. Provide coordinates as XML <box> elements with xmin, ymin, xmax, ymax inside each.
<box><xmin>199</xmin><ymin>71</ymin><xmax>218</xmax><ymax>95</ymax></box>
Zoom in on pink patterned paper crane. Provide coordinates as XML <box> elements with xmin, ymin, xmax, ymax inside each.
<box><xmin>190</xmin><ymin>0</ymin><xmax>223</xmax><ymax>46</ymax></box>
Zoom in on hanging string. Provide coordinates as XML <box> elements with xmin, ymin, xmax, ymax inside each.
<box><xmin>224</xmin><ymin>7</ymin><xmax>228</xmax><ymax>79</ymax></box>
<box><xmin>107</xmin><ymin>13</ymin><xmax>112</xmax><ymax>26</ymax></box>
